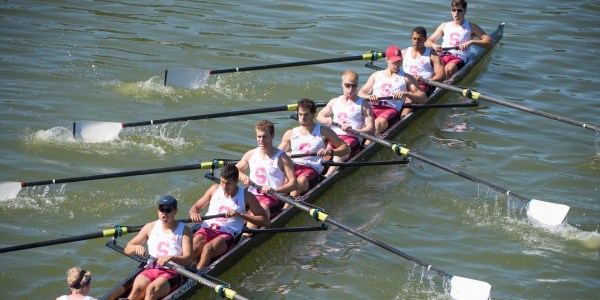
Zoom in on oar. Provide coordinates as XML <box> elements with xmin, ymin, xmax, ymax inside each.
<box><xmin>375</xmin><ymin>96</ymin><xmax>480</xmax><ymax>109</ymax></box>
<box><xmin>333</xmin><ymin>121</ymin><xmax>571</xmax><ymax>226</ymax></box>
<box><xmin>164</xmin><ymin>51</ymin><xmax>384</xmax><ymax>89</ymax></box>
<box><xmin>205</xmin><ymin>173</ymin><xmax>491</xmax><ymax>299</ymax></box>
<box><xmin>0</xmin><ymin>160</ymin><xmax>228</xmax><ymax>201</ymax></box>
<box><xmin>419</xmin><ymin>78</ymin><xmax>600</xmax><ymax>132</ymax></box>
<box><xmin>146</xmin><ymin>253</ymin><xmax>249</xmax><ymax>300</ymax></box>
<box><xmin>242</xmin><ymin>224</ymin><xmax>328</xmax><ymax>234</ymax></box>
<box><xmin>323</xmin><ymin>159</ymin><xmax>409</xmax><ymax>167</ymax></box>
<box><xmin>0</xmin><ymin>214</ymin><xmax>225</xmax><ymax>254</ymax></box>
<box><xmin>73</xmin><ymin>102</ymin><xmax>327</xmax><ymax>142</ymax></box>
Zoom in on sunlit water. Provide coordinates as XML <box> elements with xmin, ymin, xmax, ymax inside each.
<box><xmin>1</xmin><ymin>1</ymin><xmax>598</xmax><ymax>299</ymax></box>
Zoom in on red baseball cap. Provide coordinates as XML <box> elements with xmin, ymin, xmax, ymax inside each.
<box><xmin>386</xmin><ymin>45</ymin><xmax>402</xmax><ymax>63</ymax></box>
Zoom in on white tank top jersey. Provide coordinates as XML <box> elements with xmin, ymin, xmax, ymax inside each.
<box><xmin>373</xmin><ymin>70</ymin><xmax>407</xmax><ymax>111</ymax></box>
<box><xmin>291</xmin><ymin>124</ymin><xmax>325</xmax><ymax>173</ymax></box>
<box><xmin>331</xmin><ymin>96</ymin><xmax>366</xmax><ymax>137</ymax></box>
<box><xmin>202</xmin><ymin>185</ymin><xmax>246</xmax><ymax>237</ymax></box>
<box><xmin>403</xmin><ymin>47</ymin><xmax>434</xmax><ymax>80</ymax></box>
<box><xmin>145</xmin><ymin>221</ymin><xmax>185</xmax><ymax>269</ymax></box>
<box><xmin>441</xmin><ymin>20</ymin><xmax>472</xmax><ymax>62</ymax></box>
<box><xmin>248</xmin><ymin>148</ymin><xmax>285</xmax><ymax>195</ymax></box>
<box><xmin>58</xmin><ymin>296</ymin><xmax>95</xmax><ymax>300</ymax></box>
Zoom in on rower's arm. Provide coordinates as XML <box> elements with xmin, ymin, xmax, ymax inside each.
<box><xmin>322</xmin><ymin>126</ymin><xmax>350</xmax><ymax>156</ymax></box>
<box><xmin>469</xmin><ymin>23</ymin><xmax>495</xmax><ymax>48</ymax></box>
<box><xmin>243</xmin><ymin>191</ymin><xmax>271</xmax><ymax>228</ymax></box>
<box><xmin>404</xmin><ymin>74</ymin><xmax>427</xmax><ymax>104</ymax></box>
<box><xmin>277</xmin><ymin>129</ymin><xmax>293</xmax><ymax>152</ymax></box>
<box><xmin>189</xmin><ymin>184</ymin><xmax>218</xmax><ymax>222</ymax></box>
<box><xmin>425</xmin><ymin>23</ymin><xmax>445</xmax><ymax>51</ymax></box>
<box><xmin>357</xmin><ymin>72</ymin><xmax>376</xmax><ymax>99</ymax></box>
<box><xmin>275</xmin><ymin>154</ymin><xmax>298</xmax><ymax>194</ymax></box>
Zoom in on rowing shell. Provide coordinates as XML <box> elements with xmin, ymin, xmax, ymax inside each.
<box><xmin>100</xmin><ymin>23</ymin><xmax>505</xmax><ymax>300</ymax></box>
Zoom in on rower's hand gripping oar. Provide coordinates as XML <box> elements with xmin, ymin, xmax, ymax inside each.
<box><xmin>236</xmin><ymin>177</ymin><xmax>491</xmax><ymax>299</ymax></box>
<box><xmin>0</xmin><ymin>214</ymin><xmax>225</xmax><ymax>254</ymax></box>
<box><xmin>332</xmin><ymin>121</ymin><xmax>571</xmax><ymax>227</ymax></box>
<box><xmin>165</xmin><ymin>51</ymin><xmax>384</xmax><ymax>89</ymax></box>
<box><xmin>73</xmin><ymin>101</ymin><xmax>327</xmax><ymax>142</ymax></box>
<box><xmin>418</xmin><ymin>77</ymin><xmax>600</xmax><ymax>132</ymax></box>
<box><xmin>0</xmin><ymin>160</ymin><xmax>227</xmax><ymax>201</ymax></box>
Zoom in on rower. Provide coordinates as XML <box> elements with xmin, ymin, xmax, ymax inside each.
<box><xmin>236</xmin><ymin>120</ymin><xmax>297</xmax><ymax>232</ymax></box>
<box><xmin>317</xmin><ymin>70</ymin><xmax>375</xmax><ymax>177</ymax></box>
<box><xmin>278</xmin><ymin>98</ymin><xmax>350</xmax><ymax>198</ymax></box>
<box><xmin>189</xmin><ymin>164</ymin><xmax>270</xmax><ymax>269</ymax></box>
<box><xmin>357</xmin><ymin>47</ymin><xmax>426</xmax><ymax>135</ymax></box>
<box><xmin>402</xmin><ymin>26</ymin><xmax>446</xmax><ymax>96</ymax></box>
<box><xmin>124</xmin><ymin>195</ymin><xmax>193</xmax><ymax>300</ymax></box>
<box><xmin>425</xmin><ymin>0</ymin><xmax>495</xmax><ymax>79</ymax></box>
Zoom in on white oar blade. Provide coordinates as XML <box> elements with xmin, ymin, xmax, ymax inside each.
<box><xmin>527</xmin><ymin>199</ymin><xmax>570</xmax><ymax>226</ymax></box>
<box><xmin>0</xmin><ymin>182</ymin><xmax>22</xmax><ymax>201</ymax></box>
<box><xmin>165</xmin><ymin>68</ymin><xmax>210</xmax><ymax>89</ymax></box>
<box><xmin>450</xmin><ymin>276</ymin><xmax>492</xmax><ymax>300</ymax></box>
<box><xmin>73</xmin><ymin>121</ymin><xmax>122</xmax><ymax>142</ymax></box>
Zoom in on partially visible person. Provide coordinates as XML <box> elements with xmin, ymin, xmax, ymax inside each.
<box><xmin>236</xmin><ymin>120</ymin><xmax>297</xmax><ymax>229</ymax></box>
<box><xmin>189</xmin><ymin>163</ymin><xmax>270</xmax><ymax>269</ymax></box>
<box><xmin>56</xmin><ymin>267</ymin><xmax>97</xmax><ymax>300</ymax></box>
<box><xmin>358</xmin><ymin>47</ymin><xmax>426</xmax><ymax>134</ymax></box>
<box><xmin>278</xmin><ymin>98</ymin><xmax>349</xmax><ymax>197</ymax></box>
<box><xmin>425</xmin><ymin>0</ymin><xmax>495</xmax><ymax>79</ymax></box>
<box><xmin>402</xmin><ymin>26</ymin><xmax>445</xmax><ymax>96</ymax></box>
<box><xmin>317</xmin><ymin>70</ymin><xmax>375</xmax><ymax>177</ymax></box>
<box><xmin>124</xmin><ymin>195</ymin><xmax>193</xmax><ymax>300</ymax></box>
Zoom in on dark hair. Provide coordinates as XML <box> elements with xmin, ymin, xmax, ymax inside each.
<box><xmin>256</xmin><ymin>119</ymin><xmax>275</xmax><ymax>136</ymax></box>
<box><xmin>221</xmin><ymin>163</ymin><xmax>239</xmax><ymax>181</ymax></box>
<box><xmin>451</xmin><ymin>0</ymin><xmax>467</xmax><ymax>9</ymax></box>
<box><xmin>412</xmin><ymin>26</ymin><xmax>427</xmax><ymax>37</ymax></box>
<box><xmin>297</xmin><ymin>98</ymin><xmax>316</xmax><ymax>114</ymax></box>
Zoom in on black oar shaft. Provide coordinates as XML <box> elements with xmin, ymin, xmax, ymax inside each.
<box><xmin>0</xmin><ymin>226</ymin><xmax>140</xmax><ymax>254</ymax></box>
<box><xmin>0</xmin><ymin>215</ymin><xmax>223</xmax><ymax>254</ymax></box>
<box><xmin>242</xmin><ymin>225</ymin><xmax>327</xmax><ymax>234</ymax></box>
<box><xmin>21</xmin><ymin>161</ymin><xmax>225</xmax><ymax>188</ymax></box>
<box><xmin>335</xmin><ymin>122</ymin><xmax>531</xmax><ymax>204</ymax></box>
<box><xmin>123</xmin><ymin>102</ymin><xmax>326</xmax><ymax>128</ymax></box>
<box><xmin>421</xmin><ymin>78</ymin><xmax>600</xmax><ymax>132</ymax></box>
<box><xmin>209</xmin><ymin>53</ymin><xmax>382</xmax><ymax>75</ymax></box>
<box><xmin>237</xmin><ymin>175</ymin><xmax>453</xmax><ymax>280</ymax></box>
<box><xmin>322</xmin><ymin>159</ymin><xmax>409</xmax><ymax>167</ymax></box>
<box><xmin>368</xmin><ymin>96</ymin><xmax>478</xmax><ymax>109</ymax></box>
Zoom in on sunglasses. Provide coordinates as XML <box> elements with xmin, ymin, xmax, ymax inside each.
<box><xmin>451</xmin><ymin>8</ymin><xmax>464</xmax><ymax>13</ymax></box>
<box><xmin>158</xmin><ymin>207</ymin><xmax>173</xmax><ymax>213</ymax></box>
<box><xmin>342</xmin><ymin>82</ymin><xmax>358</xmax><ymax>88</ymax></box>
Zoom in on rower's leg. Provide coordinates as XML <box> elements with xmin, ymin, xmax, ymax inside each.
<box><xmin>192</xmin><ymin>234</ymin><xmax>208</xmax><ymax>264</ymax></box>
<box><xmin>242</xmin><ymin>203</ymin><xmax>271</xmax><ymax>237</ymax></box>
<box><xmin>145</xmin><ymin>277</ymin><xmax>170</xmax><ymax>300</ymax></box>
<box><xmin>127</xmin><ymin>273</ymin><xmax>151</xmax><ymax>300</ymax></box>
<box><xmin>444</xmin><ymin>62</ymin><xmax>459</xmax><ymax>80</ymax></box>
<box><xmin>197</xmin><ymin>237</ymin><xmax>228</xmax><ymax>269</ymax></box>
<box><xmin>323</xmin><ymin>153</ymin><xmax>348</xmax><ymax>177</ymax></box>
<box><xmin>374</xmin><ymin>117</ymin><xmax>388</xmax><ymax>135</ymax></box>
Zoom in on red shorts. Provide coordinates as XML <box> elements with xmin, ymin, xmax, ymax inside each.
<box><xmin>441</xmin><ymin>53</ymin><xmax>464</xmax><ymax>66</ymax></box>
<box><xmin>371</xmin><ymin>104</ymin><xmax>399</xmax><ymax>122</ymax></box>
<box><xmin>417</xmin><ymin>82</ymin><xmax>430</xmax><ymax>95</ymax></box>
<box><xmin>194</xmin><ymin>227</ymin><xmax>234</xmax><ymax>247</ymax></box>
<box><xmin>329</xmin><ymin>135</ymin><xmax>361</xmax><ymax>157</ymax></box>
<box><xmin>139</xmin><ymin>268</ymin><xmax>182</xmax><ymax>291</ymax></box>
<box><xmin>293</xmin><ymin>164</ymin><xmax>320</xmax><ymax>190</ymax></box>
<box><xmin>255</xmin><ymin>194</ymin><xmax>282</xmax><ymax>212</ymax></box>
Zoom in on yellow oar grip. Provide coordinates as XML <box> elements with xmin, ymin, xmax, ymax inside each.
<box><xmin>200</xmin><ymin>161</ymin><xmax>225</xmax><ymax>169</ymax></box>
<box><xmin>287</xmin><ymin>103</ymin><xmax>298</xmax><ymax>111</ymax></box>
<box><xmin>362</xmin><ymin>52</ymin><xmax>383</xmax><ymax>60</ymax></box>
<box><xmin>309</xmin><ymin>209</ymin><xmax>328</xmax><ymax>221</ymax></box>
<box><xmin>214</xmin><ymin>285</ymin><xmax>237</xmax><ymax>299</ymax></box>
<box><xmin>102</xmin><ymin>227</ymin><xmax>130</xmax><ymax>237</ymax></box>
<box><xmin>462</xmin><ymin>89</ymin><xmax>481</xmax><ymax>99</ymax></box>
<box><xmin>391</xmin><ymin>144</ymin><xmax>409</xmax><ymax>156</ymax></box>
